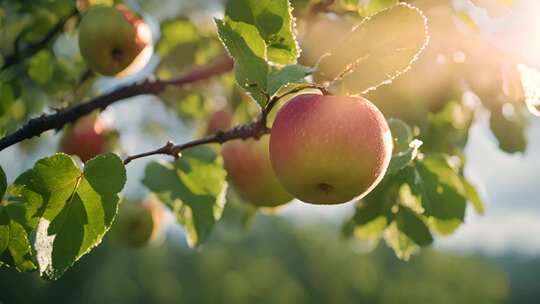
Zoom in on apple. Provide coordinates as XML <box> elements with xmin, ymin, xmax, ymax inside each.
<box><xmin>269</xmin><ymin>94</ymin><xmax>393</xmax><ymax>205</ymax></box>
<box><xmin>78</xmin><ymin>5</ymin><xmax>153</xmax><ymax>77</ymax></box>
<box><xmin>206</xmin><ymin>109</ymin><xmax>233</xmax><ymax>135</ymax></box>
<box><xmin>222</xmin><ymin>136</ymin><xmax>293</xmax><ymax>208</ymax></box>
<box><xmin>113</xmin><ymin>198</ymin><xmax>165</xmax><ymax>248</ymax></box>
<box><xmin>60</xmin><ymin>115</ymin><xmax>109</xmax><ymax>162</ymax></box>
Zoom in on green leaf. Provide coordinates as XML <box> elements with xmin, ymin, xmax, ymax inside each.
<box><xmin>13</xmin><ymin>153</ymin><xmax>126</xmax><ymax>280</ymax></box>
<box><xmin>155</xmin><ymin>20</ymin><xmax>223</xmax><ymax>80</ymax></box>
<box><xmin>0</xmin><ymin>202</ymin><xmax>37</xmax><ymax>272</ymax></box>
<box><xmin>143</xmin><ymin>146</ymin><xmax>228</xmax><ymax>247</ymax></box>
<box><xmin>159</xmin><ymin>87</ymin><xmax>211</xmax><ymax>122</ymax></box>
<box><xmin>317</xmin><ymin>3</ymin><xmax>429</xmax><ymax>94</ymax></box>
<box><xmin>396</xmin><ymin>206</ymin><xmax>433</xmax><ymax>246</ymax></box>
<box><xmin>383</xmin><ymin>222</ymin><xmax>418</xmax><ymax>261</ymax></box>
<box><xmin>157</xmin><ymin>43</ymin><xmax>199</xmax><ymax>79</ymax></box>
<box><xmin>385</xmin><ymin>118</ymin><xmax>422</xmax><ymax>176</ymax></box>
<box><xmin>217</xmin><ymin>0</ymin><xmax>301</xmax><ymax>106</ymax></box>
<box><xmin>463</xmin><ymin>179</ymin><xmax>485</xmax><ymax>215</ymax></box>
<box><xmin>344</xmin><ymin>174</ymin><xmax>398</xmax><ymax>240</ymax></box>
<box><xmin>489</xmin><ymin>103</ymin><xmax>528</xmax><ymax>153</ymax></box>
<box><xmin>386</xmin><ymin>139</ymin><xmax>422</xmax><ymax>176</ymax></box>
<box><xmin>27</xmin><ymin>50</ymin><xmax>55</xmax><ymax>85</ymax></box>
<box><xmin>266</xmin><ymin>83</ymin><xmax>324</xmax><ymax>126</ymax></box>
<box><xmin>423</xmin><ymin>100</ymin><xmax>473</xmax><ymax>153</ymax></box>
<box><xmin>387</xmin><ymin>118</ymin><xmax>413</xmax><ymax>153</ymax></box>
<box><xmin>352</xmin><ymin>216</ymin><xmax>388</xmax><ymax>240</ymax></box>
<box><xmin>270</xmin><ymin>82</ymin><xmax>320</xmax><ymax>100</ymax></box>
<box><xmin>157</xmin><ymin>19</ymin><xmax>201</xmax><ymax>57</ymax></box>
<box><xmin>429</xmin><ymin>217</ymin><xmax>462</xmax><ymax>236</ymax></box>
<box><xmin>267</xmin><ymin>64</ymin><xmax>312</xmax><ymax>96</ymax></box>
<box><xmin>0</xmin><ymin>166</ymin><xmax>6</xmax><ymax>198</ymax></box>
<box><xmin>224</xmin><ymin>0</ymin><xmax>299</xmax><ymax>65</ymax></box>
<box><xmin>404</xmin><ymin>155</ymin><xmax>467</xmax><ymax>221</ymax></box>
<box><xmin>0</xmin><ymin>82</ymin><xmax>16</xmax><ymax>116</ymax></box>
<box><xmin>352</xmin><ymin>197</ymin><xmax>392</xmax><ymax>227</ymax></box>
<box><xmin>398</xmin><ymin>183</ymin><xmax>424</xmax><ymax>214</ymax></box>
<box><xmin>346</xmin><ymin>200</ymin><xmax>390</xmax><ymax>240</ymax></box>
<box><xmin>216</xmin><ymin>19</ymin><xmax>269</xmax><ymax>106</ymax></box>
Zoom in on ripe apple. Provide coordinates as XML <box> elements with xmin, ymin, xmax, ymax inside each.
<box><xmin>206</xmin><ymin>109</ymin><xmax>233</xmax><ymax>135</ymax></box>
<box><xmin>222</xmin><ymin>136</ymin><xmax>293</xmax><ymax>208</ymax></box>
<box><xmin>113</xmin><ymin>198</ymin><xmax>165</xmax><ymax>248</ymax></box>
<box><xmin>78</xmin><ymin>5</ymin><xmax>153</xmax><ymax>77</ymax></box>
<box><xmin>269</xmin><ymin>94</ymin><xmax>393</xmax><ymax>205</ymax></box>
<box><xmin>60</xmin><ymin>115</ymin><xmax>108</xmax><ymax>162</ymax></box>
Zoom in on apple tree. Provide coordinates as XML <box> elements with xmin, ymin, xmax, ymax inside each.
<box><xmin>0</xmin><ymin>0</ymin><xmax>536</xmax><ymax>280</ymax></box>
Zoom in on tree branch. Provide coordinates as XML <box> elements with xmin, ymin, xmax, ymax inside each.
<box><xmin>0</xmin><ymin>56</ymin><xmax>234</xmax><ymax>151</ymax></box>
<box><xmin>123</xmin><ymin>121</ymin><xmax>269</xmax><ymax>164</ymax></box>
<box><xmin>124</xmin><ymin>83</ymin><xmax>327</xmax><ymax>164</ymax></box>
<box><xmin>1</xmin><ymin>8</ymin><xmax>79</xmax><ymax>72</ymax></box>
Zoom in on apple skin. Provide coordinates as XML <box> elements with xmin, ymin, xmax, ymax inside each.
<box><xmin>206</xmin><ymin>109</ymin><xmax>233</xmax><ymax>135</ymax></box>
<box><xmin>78</xmin><ymin>5</ymin><xmax>153</xmax><ymax>76</ymax></box>
<box><xmin>113</xmin><ymin>198</ymin><xmax>165</xmax><ymax>248</ymax></box>
<box><xmin>60</xmin><ymin>116</ymin><xmax>107</xmax><ymax>162</ymax></box>
<box><xmin>269</xmin><ymin>94</ymin><xmax>393</xmax><ymax>205</ymax></box>
<box><xmin>222</xmin><ymin>136</ymin><xmax>293</xmax><ymax>208</ymax></box>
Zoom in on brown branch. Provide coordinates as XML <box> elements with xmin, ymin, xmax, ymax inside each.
<box><xmin>1</xmin><ymin>8</ymin><xmax>79</xmax><ymax>72</ymax></box>
<box><xmin>123</xmin><ymin>121</ymin><xmax>269</xmax><ymax>164</ymax></box>
<box><xmin>0</xmin><ymin>56</ymin><xmax>234</xmax><ymax>151</ymax></box>
<box><xmin>124</xmin><ymin>83</ymin><xmax>327</xmax><ymax>164</ymax></box>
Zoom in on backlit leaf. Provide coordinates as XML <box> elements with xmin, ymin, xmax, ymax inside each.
<box><xmin>317</xmin><ymin>3</ymin><xmax>429</xmax><ymax>95</ymax></box>
<box><xmin>143</xmin><ymin>146</ymin><xmax>228</xmax><ymax>247</ymax></box>
<box><xmin>13</xmin><ymin>153</ymin><xmax>126</xmax><ymax>280</ymax></box>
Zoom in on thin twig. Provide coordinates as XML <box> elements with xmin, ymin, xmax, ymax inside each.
<box><xmin>0</xmin><ymin>56</ymin><xmax>234</xmax><ymax>151</ymax></box>
<box><xmin>123</xmin><ymin>121</ymin><xmax>268</xmax><ymax>164</ymax></box>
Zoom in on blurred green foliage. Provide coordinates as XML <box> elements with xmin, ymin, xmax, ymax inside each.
<box><xmin>0</xmin><ymin>211</ymin><xmax>510</xmax><ymax>304</ymax></box>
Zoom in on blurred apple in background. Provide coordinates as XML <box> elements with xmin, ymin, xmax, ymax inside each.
<box><xmin>205</xmin><ymin>109</ymin><xmax>233</xmax><ymax>135</ymax></box>
<box><xmin>59</xmin><ymin>114</ymin><xmax>117</xmax><ymax>162</ymax></box>
<box><xmin>78</xmin><ymin>5</ymin><xmax>153</xmax><ymax>77</ymax></box>
<box><xmin>222</xmin><ymin>136</ymin><xmax>293</xmax><ymax>208</ymax></box>
<box><xmin>112</xmin><ymin>197</ymin><xmax>166</xmax><ymax>248</ymax></box>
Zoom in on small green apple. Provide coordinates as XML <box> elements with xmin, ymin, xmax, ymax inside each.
<box><xmin>222</xmin><ymin>136</ymin><xmax>293</xmax><ymax>208</ymax></box>
<box><xmin>78</xmin><ymin>5</ymin><xmax>153</xmax><ymax>76</ymax></box>
<box><xmin>113</xmin><ymin>198</ymin><xmax>165</xmax><ymax>248</ymax></box>
<box><xmin>269</xmin><ymin>94</ymin><xmax>393</xmax><ymax>205</ymax></box>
